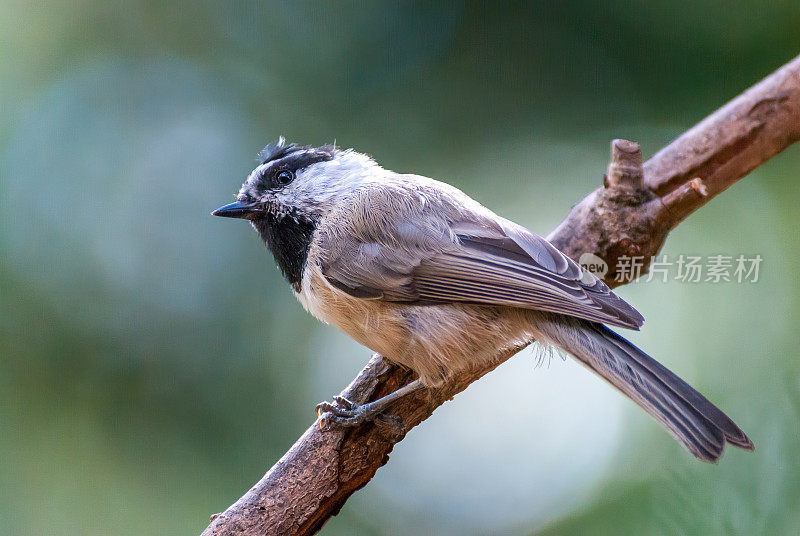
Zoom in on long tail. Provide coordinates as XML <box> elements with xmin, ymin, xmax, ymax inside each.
<box><xmin>537</xmin><ymin>315</ymin><xmax>754</xmax><ymax>462</ymax></box>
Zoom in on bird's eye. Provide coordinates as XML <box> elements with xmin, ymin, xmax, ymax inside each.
<box><xmin>276</xmin><ymin>170</ymin><xmax>295</xmax><ymax>186</ymax></box>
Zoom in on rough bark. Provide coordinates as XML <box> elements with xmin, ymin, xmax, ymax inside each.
<box><xmin>202</xmin><ymin>54</ymin><xmax>800</xmax><ymax>536</ymax></box>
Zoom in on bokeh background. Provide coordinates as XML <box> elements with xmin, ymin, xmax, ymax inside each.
<box><xmin>2</xmin><ymin>2</ymin><xmax>800</xmax><ymax>535</ymax></box>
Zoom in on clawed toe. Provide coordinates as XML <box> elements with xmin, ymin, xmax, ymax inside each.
<box><xmin>315</xmin><ymin>401</ymin><xmax>338</xmax><ymax>417</ymax></box>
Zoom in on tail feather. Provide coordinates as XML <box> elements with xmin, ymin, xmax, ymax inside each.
<box><xmin>539</xmin><ymin>316</ymin><xmax>754</xmax><ymax>462</ymax></box>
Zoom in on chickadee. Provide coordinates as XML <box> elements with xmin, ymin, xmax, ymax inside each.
<box><xmin>213</xmin><ymin>138</ymin><xmax>754</xmax><ymax>462</ymax></box>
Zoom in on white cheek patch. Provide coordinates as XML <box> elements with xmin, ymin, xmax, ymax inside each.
<box><xmin>294</xmin><ymin>154</ymin><xmax>384</xmax><ymax>199</ymax></box>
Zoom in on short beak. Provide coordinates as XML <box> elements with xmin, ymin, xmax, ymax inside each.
<box><xmin>211</xmin><ymin>200</ymin><xmax>263</xmax><ymax>219</ymax></box>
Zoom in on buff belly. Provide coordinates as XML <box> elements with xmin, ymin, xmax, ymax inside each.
<box><xmin>296</xmin><ymin>265</ymin><xmax>535</xmax><ymax>385</ymax></box>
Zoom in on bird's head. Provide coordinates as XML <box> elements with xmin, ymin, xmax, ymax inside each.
<box><xmin>212</xmin><ymin>138</ymin><xmax>380</xmax><ymax>287</ymax></box>
<box><xmin>213</xmin><ymin>137</ymin><xmax>380</xmax><ymax>225</ymax></box>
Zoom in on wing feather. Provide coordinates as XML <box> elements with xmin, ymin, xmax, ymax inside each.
<box><xmin>318</xmin><ymin>183</ymin><xmax>644</xmax><ymax>330</ymax></box>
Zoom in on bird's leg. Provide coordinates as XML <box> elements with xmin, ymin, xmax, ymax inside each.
<box><xmin>316</xmin><ymin>378</ymin><xmax>425</xmax><ymax>428</ymax></box>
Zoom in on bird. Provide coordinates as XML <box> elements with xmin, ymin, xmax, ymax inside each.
<box><xmin>213</xmin><ymin>138</ymin><xmax>754</xmax><ymax>463</ymax></box>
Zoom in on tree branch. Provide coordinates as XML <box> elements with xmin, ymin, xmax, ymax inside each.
<box><xmin>549</xmin><ymin>56</ymin><xmax>800</xmax><ymax>284</ymax></box>
<box><xmin>201</xmin><ymin>54</ymin><xmax>800</xmax><ymax>536</ymax></box>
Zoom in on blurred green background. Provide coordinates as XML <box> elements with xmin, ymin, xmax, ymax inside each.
<box><xmin>2</xmin><ymin>2</ymin><xmax>799</xmax><ymax>535</ymax></box>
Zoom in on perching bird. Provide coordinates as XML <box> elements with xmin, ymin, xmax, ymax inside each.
<box><xmin>213</xmin><ymin>138</ymin><xmax>753</xmax><ymax>462</ymax></box>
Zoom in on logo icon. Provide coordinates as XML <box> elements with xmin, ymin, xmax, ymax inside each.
<box><xmin>579</xmin><ymin>252</ymin><xmax>608</xmax><ymax>278</ymax></box>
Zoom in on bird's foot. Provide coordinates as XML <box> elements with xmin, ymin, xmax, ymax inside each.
<box><xmin>315</xmin><ymin>396</ymin><xmax>382</xmax><ymax>427</ymax></box>
<box><xmin>315</xmin><ymin>396</ymin><xmax>405</xmax><ymax>439</ymax></box>
<box><xmin>315</xmin><ymin>396</ymin><xmax>354</xmax><ymax>417</ymax></box>
<box><xmin>316</xmin><ymin>379</ymin><xmax>424</xmax><ymax>436</ymax></box>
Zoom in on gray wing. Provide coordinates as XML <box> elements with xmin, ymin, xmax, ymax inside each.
<box><xmin>319</xmin><ymin>185</ymin><xmax>644</xmax><ymax>330</ymax></box>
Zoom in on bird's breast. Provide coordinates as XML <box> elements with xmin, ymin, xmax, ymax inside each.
<box><xmin>294</xmin><ymin>261</ymin><xmax>534</xmax><ymax>385</ymax></box>
<box><xmin>295</xmin><ymin>262</ymin><xmax>412</xmax><ymax>363</ymax></box>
